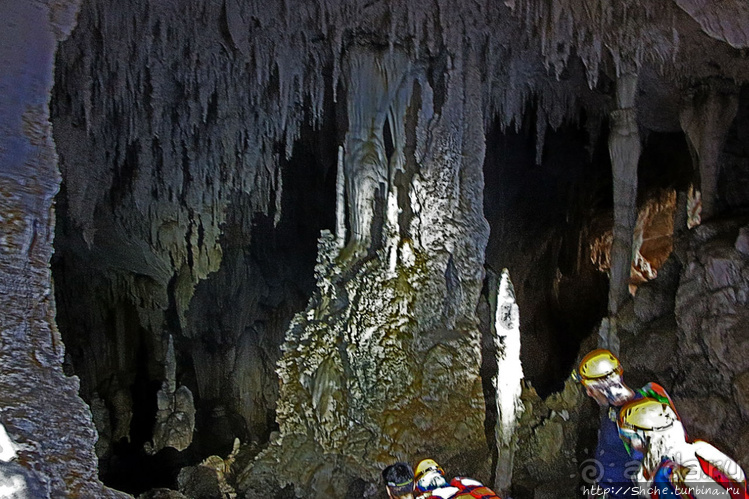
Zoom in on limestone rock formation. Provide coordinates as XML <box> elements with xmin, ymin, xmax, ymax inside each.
<box><xmin>672</xmin><ymin>217</ymin><xmax>749</xmax><ymax>467</ymax></box>
<box><xmin>0</xmin><ymin>1</ymin><xmax>128</xmax><ymax>497</ymax></box>
<box><xmin>675</xmin><ymin>0</ymin><xmax>749</xmax><ymax>49</ymax></box>
<box><xmin>239</xmin><ymin>41</ymin><xmax>491</xmax><ymax>496</ymax></box>
<box><xmin>615</xmin><ymin>216</ymin><xmax>749</xmax><ymax>474</ymax></box>
<box><xmin>492</xmin><ymin>270</ymin><xmax>525</xmax><ymax>496</ymax></box>
<box><xmin>147</xmin><ymin>336</ymin><xmax>196</xmax><ymax>454</ymax></box>
<box><xmin>177</xmin><ymin>439</ymin><xmax>240</xmax><ymax>499</ymax></box>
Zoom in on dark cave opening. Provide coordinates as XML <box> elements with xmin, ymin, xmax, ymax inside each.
<box><xmin>101</xmin><ymin>340</ymin><xmax>189</xmax><ymax>493</ymax></box>
<box><xmin>50</xmin><ymin>107</ymin><xmax>339</xmax><ymax>494</ymax></box>
<box><xmin>483</xmin><ymin>109</ymin><xmax>611</xmax><ymax>397</ymax></box>
<box><xmin>482</xmin><ymin>102</ymin><xmax>698</xmax><ymax>398</ymax></box>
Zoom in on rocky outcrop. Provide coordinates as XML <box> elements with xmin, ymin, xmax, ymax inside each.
<box><xmin>0</xmin><ymin>1</ymin><xmax>128</xmax><ymax>497</ymax></box>
<box><xmin>672</xmin><ymin>218</ymin><xmax>749</xmax><ymax>469</ymax></box>
<box><xmin>176</xmin><ymin>439</ymin><xmax>240</xmax><ymax>499</ymax></box>
<box><xmin>511</xmin><ymin>380</ymin><xmax>594</xmax><ymax>499</ymax></box>
<box><xmin>613</xmin><ymin>216</ymin><xmax>749</xmax><ymax>474</ymax></box>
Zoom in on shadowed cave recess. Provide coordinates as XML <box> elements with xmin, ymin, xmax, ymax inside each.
<box><xmin>51</xmin><ymin>76</ymin><xmax>341</xmax><ymax>492</ymax></box>
<box><xmin>3</xmin><ymin>0</ymin><xmax>748</xmax><ymax>498</ymax></box>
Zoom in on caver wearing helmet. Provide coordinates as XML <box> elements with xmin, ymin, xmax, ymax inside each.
<box><xmin>414</xmin><ymin>459</ymin><xmax>448</xmax><ymax>495</ymax></box>
<box><xmin>618</xmin><ymin>398</ymin><xmax>748</xmax><ymax>499</ymax></box>
<box><xmin>383</xmin><ymin>462</ymin><xmax>416</xmax><ymax>499</ymax></box>
<box><xmin>413</xmin><ymin>459</ymin><xmax>501</xmax><ymax>499</ymax></box>
<box><xmin>573</xmin><ymin>349</ymin><xmax>677</xmax><ymax>499</ymax></box>
<box><xmin>574</xmin><ymin>349</ymin><xmax>632</xmax><ymax>407</ymax></box>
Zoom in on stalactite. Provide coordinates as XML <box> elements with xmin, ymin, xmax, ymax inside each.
<box><xmin>335</xmin><ymin>145</ymin><xmax>346</xmax><ymax>249</ymax></box>
<box><xmin>680</xmin><ymin>82</ymin><xmax>739</xmax><ymax>221</ymax></box>
<box><xmin>342</xmin><ymin>47</ymin><xmax>412</xmax><ymax>258</ymax></box>
<box><xmin>535</xmin><ymin>105</ymin><xmax>547</xmax><ymax>165</ymax></box>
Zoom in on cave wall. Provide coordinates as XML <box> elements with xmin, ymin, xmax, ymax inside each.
<box><xmin>0</xmin><ymin>1</ymin><xmax>127</xmax><ymax>496</ymax></box>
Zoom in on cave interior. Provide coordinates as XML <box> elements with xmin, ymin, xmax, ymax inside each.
<box><xmin>2</xmin><ymin>0</ymin><xmax>749</xmax><ymax>498</ymax></box>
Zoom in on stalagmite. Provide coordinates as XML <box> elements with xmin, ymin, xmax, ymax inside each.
<box><xmin>335</xmin><ymin>145</ymin><xmax>346</xmax><ymax>249</ymax></box>
<box><xmin>493</xmin><ymin>270</ymin><xmax>525</xmax><ymax>495</ymax></box>
<box><xmin>606</xmin><ymin>71</ymin><xmax>641</xmax><ymax>352</ymax></box>
<box><xmin>680</xmin><ymin>83</ymin><xmax>739</xmax><ymax>221</ymax></box>
<box><xmin>147</xmin><ymin>335</ymin><xmax>196</xmax><ymax>453</ymax></box>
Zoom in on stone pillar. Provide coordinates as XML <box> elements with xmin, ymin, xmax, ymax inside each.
<box><xmin>493</xmin><ymin>270</ymin><xmax>524</xmax><ymax>496</ymax></box>
<box><xmin>606</xmin><ymin>71</ymin><xmax>641</xmax><ymax>350</ymax></box>
<box><xmin>680</xmin><ymin>82</ymin><xmax>739</xmax><ymax>221</ymax></box>
<box><xmin>239</xmin><ymin>45</ymin><xmax>491</xmax><ymax>498</ymax></box>
<box><xmin>147</xmin><ymin>336</ymin><xmax>196</xmax><ymax>454</ymax></box>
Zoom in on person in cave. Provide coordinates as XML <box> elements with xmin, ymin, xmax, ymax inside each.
<box><xmin>412</xmin><ymin>458</ymin><xmax>501</xmax><ymax>498</ymax></box>
<box><xmin>384</xmin><ymin>462</ymin><xmax>417</xmax><ymax>499</ymax></box>
<box><xmin>618</xmin><ymin>397</ymin><xmax>748</xmax><ymax>499</ymax></box>
<box><xmin>573</xmin><ymin>349</ymin><xmax>677</xmax><ymax>498</ymax></box>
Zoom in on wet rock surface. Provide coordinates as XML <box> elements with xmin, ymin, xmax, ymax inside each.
<box><xmin>673</xmin><ymin>217</ymin><xmax>749</xmax><ymax>464</ymax></box>
<box><xmin>0</xmin><ymin>1</ymin><xmax>129</xmax><ymax>497</ymax></box>
<box><xmin>616</xmin><ymin>216</ymin><xmax>749</xmax><ymax>475</ymax></box>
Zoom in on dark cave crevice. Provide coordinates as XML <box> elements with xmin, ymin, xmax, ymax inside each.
<box><xmin>721</xmin><ymin>84</ymin><xmax>749</xmax><ymax>214</ymax></box>
<box><xmin>483</xmin><ymin>107</ymin><xmax>611</xmax><ymax>398</ymax></box>
<box><xmin>483</xmin><ymin>98</ymin><xmax>702</xmax><ymax>398</ymax></box>
<box><xmin>50</xmin><ymin>89</ymin><xmax>339</xmax><ymax>494</ymax></box>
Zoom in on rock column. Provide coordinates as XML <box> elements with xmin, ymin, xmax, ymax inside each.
<box><xmin>239</xmin><ymin>45</ymin><xmax>491</xmax><ymax>498</ymax></box>
<box><xmin>680</xmin><ymin>82</ymin><xmax>739</xmax><ymax>221</ymax></box>
<box><xmin>605</xmin><ymin>71</ymin><xmax>641</xmax><ymax>351</ymax></box>
<box><xmin>492</xmin><ymin>270</ymin><xmax>525</xmax><ymax>496</ymax></box>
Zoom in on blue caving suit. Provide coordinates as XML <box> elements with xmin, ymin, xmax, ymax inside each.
<box><xmin>595</xmin><ymin>383</ymin><xmax>673</xmax><ymax>499</ymax></box>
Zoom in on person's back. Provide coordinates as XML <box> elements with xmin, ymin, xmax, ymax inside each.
<box><xmin>574</xmin><ymin>349</ymin><xmax>678</xmax><ymax>498</ymax></box>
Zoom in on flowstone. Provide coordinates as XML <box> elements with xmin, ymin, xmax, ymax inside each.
<box><xmin>241</xmin><ymin>230</ymin><xmax>486</xmax><ymax>497</ymax></box>
<box><xmin>238</xmin><ymin>45</ymin><xmax>490</xmax><ymax>498</ymax></box>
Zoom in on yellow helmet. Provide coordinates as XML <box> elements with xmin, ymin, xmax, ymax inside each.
<box><xmin>618</xmin><ymin>398</ymin><xmax>679</xmax><ymax>455</ymax></box>
<box><xmin>414</xmin><ymin>459</ymin><xmax>444</xmax><ymax>483</ymax></box>
<box><xmin>575</xmin><ymin>349</ymin><xmax>622</xmax><ymax>382</ymax></box>
<box><xmin>618</xmin><ymin>398</ymin><xmax>677</xmax><ymax>432</ymax></box>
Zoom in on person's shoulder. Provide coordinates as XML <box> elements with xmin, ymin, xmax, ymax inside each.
<box><xmin>449</xmin><ymin>477</ymin><xmax>501</xmax><ymax>498</ymax></box>
<box><xmin>430</xmin><ymin>486</ymin><xmax>460</xmax><ymax>498</ymax></box>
